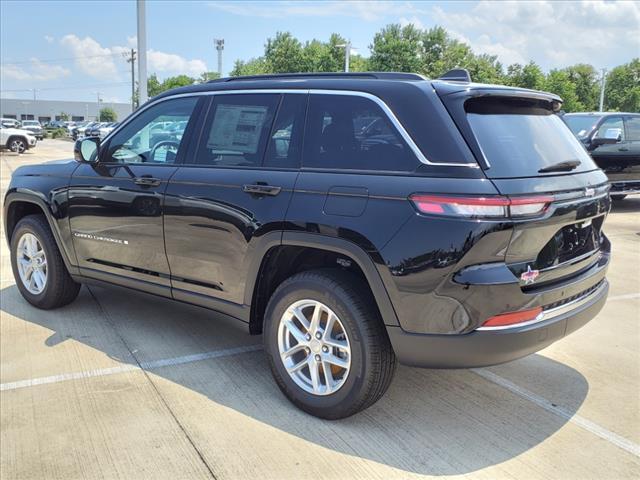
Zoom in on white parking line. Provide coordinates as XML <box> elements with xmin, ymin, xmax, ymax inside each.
<box><xmin>607</xmin><ymin>292</ymin><xmax>640</xmax><ymax>301</ymax></box>
<box><xmin>0</xmin><ymin>344</ymin><xmax>262</xmax><ymax>392</ymax></box>
<box><xmin>2</xmin><ymin>342</ymin><xmax>638</xmax><ymax>458</ymax></box>
<box><xmin>473</xmin><ymin>368</ymin><xmax>640</xmax><ymax>458</ymax></box>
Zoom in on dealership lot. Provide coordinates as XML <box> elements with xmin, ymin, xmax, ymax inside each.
<box><xmin>1</xmin><ymin>140</ymin><xmax>639</xmax><ymax>479</ymax></box>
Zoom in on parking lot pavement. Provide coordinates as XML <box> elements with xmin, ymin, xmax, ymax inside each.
<box><xmin>1</xmin><ymin>146</ymin><xmax>639</xmax><ymax>479</ymax></box>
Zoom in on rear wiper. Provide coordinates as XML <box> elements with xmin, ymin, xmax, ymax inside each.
<box><xmin>538</xmin><ymin>160</ymin><xmax>581</xmax><ymax>173</ymax></box>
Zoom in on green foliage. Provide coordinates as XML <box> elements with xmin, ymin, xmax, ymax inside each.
<box><xmin>369</xmin><ymin>24</ymin><xmax>422</xmax><ymax>72</ymax></box>
<box><xmin>604</xmin><ymin>59</ymin><xmax>640</xmax><ymax>112</ymax></box>
<box><xmin>563</xmin><ymin>64</ymin><xmax>600</xmax><ymax>111</ymax></box>
<box><xmin>544</xmin><ymin>70</ymin><xmax>582</xmax><ymax>111</ymax></box>
<box><xmin>58</xmin><ymin>112</ymin><xmax>69</xmax><ymax>121</ymax></box>
<box><xmin>230</xmin><ymin>57</ymin><xmax>270</xmax><ymax>76</ymax></box>
<box><xmin>505</xmin><ymin>62</ymin><xmax>546</xmax><ymax>90</ymax></box>
<box><xmin>51</xmin><ymin>128</ymin><xmax>67</xmax><ymax>139</ymax></box>
<box><xmin>199</xmin><ymin>71</ymin><xmax>220</xmax><ymax>82</ymax></box>
<box><xmin>98</xmin><ymin>107</ymin><xmax>117</xmax><ymax>122</ymax></box>
<box><xmin>265</xmin><ymin>32</ymin><xmax>304</xmax><ymax>73</ymax></box>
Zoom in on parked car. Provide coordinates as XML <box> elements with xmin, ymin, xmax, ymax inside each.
<box><xmin>562</xmin><ymin>112</ymin><xmax>640</xmax><ymax>200</ymax></box>
<box><xmin>98</xmin><ymin>122</ymin><xmax>119</xmax><ymax>139</ymax></box>
<box><xmin>0</xmin><ymin>124</ymin><xmax>37</xmax><ymax>153</ymax></box>
<box><xmin>71</xmin><ymin>121</ymin><xmax>95</xmax><ymax>140</ymax></box>
<box><xmin>20</xmin><ymin>120</ymin><xmax>44</xmax><ymax>140</ymax></box>
<box><xmin>4</xmin><ymin>71</ymin><xmax>611</xmax><ymax>419</ymax></box>
<box><xmin>1</xmin><ymin>118</ymin><xmax>22</xmax><ymax>128</ymax></box>
<box><xmin>84</xmin><ymin>122</ymin><xmax>107</xmax><ymax>138</ymax></box>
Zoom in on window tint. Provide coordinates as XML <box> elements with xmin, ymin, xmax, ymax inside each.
<box><xmin>194</xmin><ymin>94</ymin><xmax>279</xmax><ymax>167</ymax></box>
<box><xmin>625</xmin><ymin>116</ymin><xmax>640</xmax><ymax>141</ymax></box>
<box><xmin>263</xmin><ymin>94</ymin><xmax>306</xmax><ymax>169</ymax></box>
<box><xmin>594</xmin><ymin>117</ymin><xmax>624</xmax><ymax>141</ymax></box>
<box><xmin>303</xmin><ymin>94</ymin><xmax>416</xmax><ymax>171</ymax></box>
<box><xmin>105</xmin><ymin>97</ymin><xmax>198</xmax><ymax>164</ymax></box>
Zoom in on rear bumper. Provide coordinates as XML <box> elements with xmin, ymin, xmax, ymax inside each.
<box><xmin>387</xmin><ymin>279</ymin><xmax>608</xmax><ymax>368</ymax></box>
<box><xmin>609</xmin><ymin>180</ymin><xmax>640</xmax><ymax>196</ymax></box>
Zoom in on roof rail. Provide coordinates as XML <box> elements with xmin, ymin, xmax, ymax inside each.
<box><xmin>208</xmin><ymin>72</ymin><xmax>426</xmax><ymax>83</ymax></box>
<box><xmin>438</xmin><ymin>68</ymin><xmax>471</xmax><ymax>82</ymax></box>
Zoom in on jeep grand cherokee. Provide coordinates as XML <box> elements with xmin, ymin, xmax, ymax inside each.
<box><xmin>4</xmin><ymin>71</ymin><xmax>610</xmax><ymax>419</ymax></box>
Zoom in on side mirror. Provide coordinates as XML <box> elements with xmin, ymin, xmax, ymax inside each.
<box><xmin>592</xmin><ymin>128</ymin><xmax>622</xmax><ymax>146</ymax></box>
<box><xmin>74</xmin><ymin>137</ymin><xmax>100</xmax><ymax>163</ymax></box>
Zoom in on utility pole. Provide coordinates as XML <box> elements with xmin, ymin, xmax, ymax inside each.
<box><xmin>97</xmin><ymin>92</ymin><xmax>102</xmax><ymax>120</ymax></box>
<box><xmin>214</xmin><ymin>38</ymin><xmax>224</xmax><ymax>77</ymax></box>
<box><xmin>599</xmin><ymin>68</ymin><xmax>607</xmax><ymax>112</ymax></box>
<box><xmin>123</xmin><ymin>48</ymin><xmax>137</xmax><ymax>111</ymax></box>
<box><xmin>337</xmin><ymin>41</ymin><xmax>353</xmax><ymax>72</ymax></box>
<box><xmin>137</xmin><ymin>0</ymin><xmax>148</xmax><ymax>104</ymax></box>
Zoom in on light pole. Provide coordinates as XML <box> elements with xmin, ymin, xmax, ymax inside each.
<box><xmin>137</xmin><ymin>0</ymin><xmax>148</xmax><ymax>104</ymax></box>
<box><xmin>214</xmin><ymin>38</ymin><xmax>224</xmax><ymax>77</ymax></box>
<box><xmin>336</xmin><ymin>42</ymin><xmax>354</xmax><ymax>72</ymax></box>
<box><xmin>599</xmin><ymin>68</ymin><xmax>607</xmax><ymax>112</ymax></box>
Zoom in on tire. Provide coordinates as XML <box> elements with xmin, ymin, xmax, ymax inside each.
<box><xmin>8</xmin><ymin>137</ymin><xmax>27</xmax><ymax>153</ymax></box>
<box><xmin>612</xmin><ymin>194</ymin><xmax>627</xmax><ymax>202</ymax></box>
<box><xmin>264</xmin><ymin>269</ymin><xmax>397</xmax><ymax>419</ymax></box>
<box><xmin>10</xmin><ymin>214</ymin><xmax>81</xmax><ymax>309</ymax></box>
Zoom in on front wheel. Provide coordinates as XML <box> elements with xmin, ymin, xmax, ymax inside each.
<box><xmin>264</xmin><ymin>269</ymin><xmax>397</xmax><ymax>419</ymax></box>
<box><xmin>8</xmin><ymin>137</ymin><xmax>27</xmax><ymax>153</ymax></box>
<box><xmin>10</xmin><ymin>215</ymin><xmax>81</xmax><ymax>309</ymax></box>
<box><xmin>611</xmin><ymin>194</ymin><xmax>627</xmax><ymax>203</ymax></box>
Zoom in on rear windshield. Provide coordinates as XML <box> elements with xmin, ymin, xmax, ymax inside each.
<box><xmin>466</xmin><ymin>98</ymin><xmax>597</xmax><ymax>178</ymax></box>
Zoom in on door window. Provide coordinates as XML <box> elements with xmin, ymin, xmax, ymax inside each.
<box><xmin>303</xmin><ymin>94</ymin><xmax>416</xmax><ymax>171</ymax></box>
<box><xmin>624</xmin><ymin>116</ymin><xmax>640</xmax><ymax>141</ymax></box>
<box><xmin>594</xmin><ymin>117</ymin><xmax>624</xmax><ymax>141</ymax></box>
<box><xmin>104</xmin><ymin>97</ymin><xmax>198</xmax><ymax>164</ymax></box>
<box><xmin>194</xmin><ymin>94</ymin><xmax>279</xmax><ymax>167</ymax></box>
<box><xmin>263</xmin><ymin>94</ymin><xmax>307</xmax><ymax>169</ymax></box>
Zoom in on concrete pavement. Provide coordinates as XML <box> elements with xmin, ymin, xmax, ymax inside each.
<box><xmin>1</xmin><ymin>140</ymin><xmax>639</xmax><ymax>479</ymax></box>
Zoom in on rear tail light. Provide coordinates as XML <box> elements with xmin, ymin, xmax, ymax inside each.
<box><xmin>480</xmin><ymin>306</ymin><xmax>543</xmax><ymax>329</ymax></box>
<box><xmin>410</xmin><ymin>194</ymin><xmax>553</xmax><ymax>219</ymax></box>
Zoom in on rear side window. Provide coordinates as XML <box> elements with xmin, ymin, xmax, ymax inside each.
<box><xmin>194</xmin><ymin>94</ymin><xmax>279</xmax><ymax>167</ymax></box>
<box><xmin>303</xmin><ymin>94</ymin><xmax>417</xmax><ymax>172</ymax></box>
<box><xmin>263</xmin><ymin>94</ymin><xmax>307</xmax><ymax>169</ymax></box>
<box><xmin>466</xmin><ymin>97</ymin><xmax>597</xmax><ymax>178</ymax></box>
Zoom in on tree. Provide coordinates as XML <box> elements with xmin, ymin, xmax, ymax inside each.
<box><xmin>59</xmin><ymin>112</ymin><xmax>69</xmax><ymax>121</ymax></box>
<box><xmin>98</xmin><ymin>107</ymin><xmax>117</xmax><ymax>122</ymax></box>
<box><xmin>199</xmin><ymin>71</ymin><xmax>220</xmax><ymax>82</ymax></box>
<box><xmin>369</xmin><ymin>23</ymin><xmax>422</xmax><ymax>72</ymax></box>
<box><xmin>563</xmin><ymin>64</ymin><xmax>600</xmax><ymax>111</ymax></box>
<box><xmin>265</xmin><ymin>32</ymin><xmax>304</xmax><ymax>73</ymax></box>
<box><xmin>505</xmin><ymin>62</ymin><xmax>546</xmax><ymax>90</ymax></box>
<box><xmin>545</xmin><ymin>70</ymin><xmax>581</xmax><ymax>112</ymax></box>
<box><xmin>604</xmin><ymin>59</ymin><xmax>640</xmax><ymax>112</ymax></box>
<box><xmin>230</xmin><ymin>57</ymin><xmax>269</xmax><ymax>76</ymax></box>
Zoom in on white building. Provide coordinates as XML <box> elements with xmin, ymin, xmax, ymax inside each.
<box><xmin>0</xmin><ymin>98</ymin><xmax>132</xmax><ymax>123</ymax></box>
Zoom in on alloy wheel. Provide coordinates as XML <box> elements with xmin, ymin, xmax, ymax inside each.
<box><xmin>278</xmin><ymin>299</ymin><xmax>351</xmax><ymax>396</ymax></box>
<box><xmin>16</xmin><ymin>233</ymin><xmax>47</xmax><ymax>294</ymax></box>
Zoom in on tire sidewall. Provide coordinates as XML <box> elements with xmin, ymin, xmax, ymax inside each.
<box><xmin>264</xmin><ymin>275</ymin><xmax>372</xmax><ymax>417</ymax></box>
<box><xmin>10</xmin><ymin>219</ymin><xmax>56</xmax><ymax>307</ymax></box>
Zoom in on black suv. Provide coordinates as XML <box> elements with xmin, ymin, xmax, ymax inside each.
<box><xmin>562</xmin><ymin>112</ymin><xmax>640</xmax><ymax>200</ymax></box>
<box><xmin>5</xmin><ymin>72</ymin><xmax>611</xmax><ymax>419</ymax></box>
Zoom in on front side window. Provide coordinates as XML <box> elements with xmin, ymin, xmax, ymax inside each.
<box><xmin>104</xmin><ymin>97</ymin><xmax>198</xmax><ymax>164</ymax></box>
<box><xmin>303</xmin><ymin>94</ymin><xmax>417</xmax><ymax>172</ymax></box>
<box><xmin>194</xmin><ymin>94</ymin><xmax>279</xmax><ymax>167</ymax></box>
<box><xmin>594</xmin><ymin>117</ymin><xmax>624</xmax><ymax>141</ymax></box>
<box><xmin>625</xmin><ymin>116</ymin><xmax>640</xmax><ymax>141</ymax></box>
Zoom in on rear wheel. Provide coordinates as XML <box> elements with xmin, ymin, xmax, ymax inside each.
<box><xmin>264</xmin><ymin>269</ymin><xmax>396</xmax><ymax>419</ymax></box>
<box><xmin>10</xmin><ymin>215</ymin><xmax>81</xmax><ymax>309</ymax></box>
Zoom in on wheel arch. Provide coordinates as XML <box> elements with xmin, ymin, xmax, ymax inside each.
<box><xmin>244</xmin><ymin>231</ymin><xmax>399</xmax><ymax>334</ymax></box>
<box><xmin>4</xmin><ymin>193</ymin><xmax>78</xmax><ymax>274</ymax></box>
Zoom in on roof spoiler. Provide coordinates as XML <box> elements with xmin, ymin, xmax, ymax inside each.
<box><xmin>438</xmin><ymin>68</ymin><xmax>471</xmax><ymax>82</ymax></box>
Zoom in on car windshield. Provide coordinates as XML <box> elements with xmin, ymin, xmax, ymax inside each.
<box><xmin>466</xmin><ymin>97</ymin><xmax>597</xmax><ymax>178</ymax></box>
<box><xmin>22</xmin><ymin>121</ymin><xmax>39</xmax><ymax>126</ymax></box>
<box><xmin>562</xmin><ymin>114</ymin><xmax>603</xmax><ymax>138</ymax></box>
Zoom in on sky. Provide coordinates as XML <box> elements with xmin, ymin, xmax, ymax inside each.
<box><xmin>1</xmin><ymin>0</ymin><xmax>639</xmax><ymax>103</ymax></box>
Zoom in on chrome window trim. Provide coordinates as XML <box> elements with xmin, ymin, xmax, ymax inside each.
<box><xmin>477</xmin><ymin>280</ymin><xmax>607</xmax><ymax>332</ymax></box>
<box><xmin>103</xmin><ymin>88</ymin><xmax>479</xmax><ymax>168</ymax></box>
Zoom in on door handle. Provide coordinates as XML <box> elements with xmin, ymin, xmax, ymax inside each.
<box><xmin>242</xmin><ymin>183</ymin><xmax>282</xmax><ymax>196</ymax></box>
<box><xmin>134</xmin><ymin>176</ymin><xmax>162</xmax><ymax>187</ymax></box>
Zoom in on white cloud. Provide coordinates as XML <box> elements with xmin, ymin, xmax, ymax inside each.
<box><xmin>59</xmin><ymin>34</ymin><xmax>208</xmax><ymax>79</ymax></box>
<box><xmin>431</xmin><ymin>0</ymin><xmax>640</xmax><ymax>69</ymax></box>
<box><xmin>148</xmin><ymin>50</ymin><xmax>208</xmax><ymax>76</ymax></box>
<box><xmin>1</xmin><ymin>59</ymin><xmax>71</xmax><ymax>81</ymax></box>
<box><xmin>400</xmin><ymin>16</ymin><xmax>424</xmax><ymax>30</ymax></box>
<box><xmin>208</xmin><ymin>0</ymin><xmax>425</xmax><ymax>22</ymax></box>
<box><xmin>44</xmin><ymin>35</ymin><xmax>54</xmax><ymax>44</ymax></box>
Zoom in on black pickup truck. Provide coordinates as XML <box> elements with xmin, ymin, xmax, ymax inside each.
<box><xmin>5</xmin><ymin>72</ymin><xmax>610</xmax><ymax>419</ymax></box>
